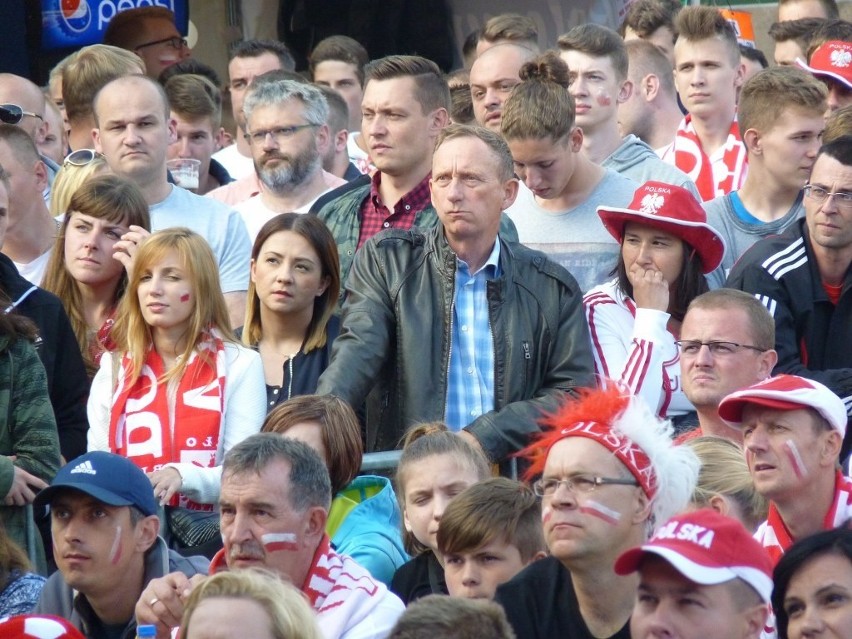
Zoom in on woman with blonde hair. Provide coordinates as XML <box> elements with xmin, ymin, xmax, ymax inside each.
<box><xmin>43</xmin><ymin>173</ymin><xmax>150</xmax><ymax>377</ymax></box>
<box><xmin>87</xmin><ymin>228</ymin><xmax>265</xmax><ymax>537</ymax></box>
<box><xmin>179</xmin><ymin>569</ymin><xmax>322</xmax><ymax>639</ymax></box>
<box><xmin>48</xmin><ymin>149</ymin><xmax>109</xmax><ymax>218</ymax></box>
<box><xmin>685</xmin><ymin>435</ymin><xmax>767</xmax><ymax>531</ymax></box>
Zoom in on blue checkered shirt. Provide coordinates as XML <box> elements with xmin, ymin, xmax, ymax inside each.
<box><xmin>444</xmin><ymin>240</ymin><xmax>501</xmax><ymax>431</ymax></box>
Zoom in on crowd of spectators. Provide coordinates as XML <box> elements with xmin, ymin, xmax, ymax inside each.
<box><xmin>1</xmin><ymin>1</ymin><xmax>852</xmax><ymax>638</ymax></box>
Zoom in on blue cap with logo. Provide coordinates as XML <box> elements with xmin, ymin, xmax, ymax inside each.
<box><xmin>35</xmin><ymin>451</ymin><xmax>158</xmax><ymax>516</ymax></box>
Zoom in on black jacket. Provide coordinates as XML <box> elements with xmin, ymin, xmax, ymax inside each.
<box><xmin>727</xmin><ymin>219</ymin><xmax>852</xmax><ymax>414</ymax></box>
<box><xmin>316</xmin><ymin>225</ymin><xmax>595</xmax><ymax>461</ymax></box>
<box><xmin>0</xmin><ymin>253</ymin><xmax>88</xmax><ymax>460</ymax></box>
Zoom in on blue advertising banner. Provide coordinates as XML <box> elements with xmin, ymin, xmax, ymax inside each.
<box><xmin>41</xmin><ymin>0</ymin><xmax>189</xmax><ymax>50</ymax></box>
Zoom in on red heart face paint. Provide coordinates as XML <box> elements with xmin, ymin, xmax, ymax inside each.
<box><xmin>180</xmin><ymin>293</ymin><xmax>190</xmax><ymax>303</ymax></box>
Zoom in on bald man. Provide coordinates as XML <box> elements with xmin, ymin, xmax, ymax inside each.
<box><xmin>469</xmin><ymin>43</ymin><xmax>537</xmax><ymax>132</ymax></box>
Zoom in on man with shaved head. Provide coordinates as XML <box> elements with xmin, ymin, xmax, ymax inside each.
<box><xmin>92</xmin><ymin>75</ymin><xmax>251</xmax><ymax>327</ymax></box>
<box><xmin>469</xmin><ymin>43</ymin><xmax>537</xmax><ymax>133</ymax></box>
<box><xmin>0</xmin><ymin>73</ymin><xmax>60</xmax><ymax>202</ymax></box>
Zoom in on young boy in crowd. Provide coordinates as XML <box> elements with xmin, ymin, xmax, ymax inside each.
<box><xmin>436</xmin><ymin>478</ymin><xmax>546</xmax><ymax>600</ymax></box>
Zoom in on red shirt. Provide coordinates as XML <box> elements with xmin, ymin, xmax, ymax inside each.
<box><xmin>356</xmin><ymin>172</ymin><xmax>431</xmax><ymax>250</ymax></box>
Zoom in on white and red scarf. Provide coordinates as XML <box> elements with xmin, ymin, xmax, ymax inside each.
<box><xmin>756</xmin><ymin>471</ymin><xmax>852</xmax><ymax>566</ymax></box>
<box><xmin>108</xmin><ymin>329</ymin><xmax>227</xmax><ymax>510</ymax></box>
<box><xmin>670</xmin><ymin>115</ymin><xmax>748</xmax><ymax>201</ymax></box>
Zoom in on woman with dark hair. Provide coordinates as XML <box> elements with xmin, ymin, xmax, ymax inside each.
<box><xmin>584</xmin><ymin>181</ymin><xmax>725</xmax><ymax>421</ymax></box>
<box><xmin>0</xmin><ymin>310</ymin><xmax>61</xmax><ymax>574</ymax></box>
<box><xmin>241</xmin><ymin>213</ymin><xmax>340</xmax><ymax>410</ymax></box>
<box><xmin>262</xmin><ymin>395</ymin><xmax>408</xmax><ymax>585</ymax></box>
<box><xmin>772</xmin><ymin>526</ymin><xmax>852</xmax><ymax>639</ymax></box>
<box><xmin>42</xmin><ymin>173</ymin><xmax>151</xmax><ymax>378</ymax></box>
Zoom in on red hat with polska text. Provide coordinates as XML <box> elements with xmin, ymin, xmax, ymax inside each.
<box><xmin>797</xmin><ymin>41</ymin><xmax>852</xmax><ymax>90</ymax></box>
<box><xmin>614</xmin><ymin>509</ymin><xmax>773</xmax><ymax>603</ymax></box>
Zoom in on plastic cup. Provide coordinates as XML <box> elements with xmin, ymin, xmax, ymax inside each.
<box><xmin>167</xmin><ymin>158</ymin><xmax>201</xmax><ymax>191</ymax></box>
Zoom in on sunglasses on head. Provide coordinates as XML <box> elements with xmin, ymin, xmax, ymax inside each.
<box><xmin>63</xmin><ymin>149</ymin><xmax>104</xmax><ymax>167</ymax></box>
<box><xmin>0</xmin><ymin>104</ymin><xmax>44</xmax><ymax>125</ymax></box>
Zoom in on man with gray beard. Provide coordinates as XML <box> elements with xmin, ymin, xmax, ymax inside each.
<box><xmin>235</xmin><ymin>78</ymin><xmax>344</xmax><ymax>242</ymax></box>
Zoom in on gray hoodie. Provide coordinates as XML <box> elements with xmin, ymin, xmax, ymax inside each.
<box><xmin>602</xmin><ymin>134</ymin><xmax>700</xmax><ymax>198</ymax></box>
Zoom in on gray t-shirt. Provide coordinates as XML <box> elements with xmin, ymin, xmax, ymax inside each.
<box><xmin>703</xmin><ymin>191</ymin><xmax>804</xmax><ymax>288</ymax></box>
<box><xmin>505</xmin><ymin>170</ymin><xmax>637</xmax><ymax>292</ymax></box>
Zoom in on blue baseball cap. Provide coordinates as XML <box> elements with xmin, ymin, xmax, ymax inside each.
<box><xmin>35</xmin><ymin>451</ymin><xmax>158</xmax><ymax>516</ymax></box>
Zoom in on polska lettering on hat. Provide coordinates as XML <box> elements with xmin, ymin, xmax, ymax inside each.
<box><xmin>796</xmin><ymin>40</ymin><xmax>852</xmax><ymax>90</ymax></box>
<box><xmin>34</xmin><ymin>451</ymin><xmax>158</xmax><ymax>516</ymax></box>
<box><xmin>717</xmin><ymin>374</ymin><xmax>848</xmax><ymax>437</ymax></box>
<box><xmin>614</xmin><ymin>508</ymin><xmax>774</xmax><ymax>603</ymax></box>
<box><xmin>596</xmin><ymin>181</ymin><xmax>726</xmax><ymax>274</ymax></box>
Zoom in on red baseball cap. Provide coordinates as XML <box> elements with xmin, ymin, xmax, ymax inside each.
<box><xmin>718</xmin><ymin>374</ymin><xmax>848</xmax><ymax>437</ymax></box>
<box><xmin>615</xmin><ymin>509</ymin><xmax>773</xmax><ymax>603</ymax></box>
<box><xmin>0</xmin><ymin>615</ymin><xmax>86</xmax><ymax>639</ymax></box>
<box><xmin>597</xmin><ymin>181</ymin><xmax>726</xmax><ymax>274</ymax></box>
<box><xmin>797</xmin><ymin>41</ymin><xmax>852</xmax><ymax>90</ymax></box>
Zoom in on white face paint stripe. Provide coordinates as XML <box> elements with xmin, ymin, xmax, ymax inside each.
<box><xmin>579</xmin><ymin>500</ymin><xmax>622</xmax><ymax>525</ymax></box>
<box><xmin>109</xmin><ymin>525</ymin><xmax>122</xmax><ymax>564</ymax></box>
<box><xmin>783</xmin><ymin>439</ymin><xmax>808</xmax><ymax>479</ymax></box>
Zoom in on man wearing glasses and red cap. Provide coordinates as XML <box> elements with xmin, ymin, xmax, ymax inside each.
<box><xmin>718</xmin><ymin>373</ymin><xmax>851</xmax><ymax>566</ymax></box>
<box><xmin>616</xmin><ymin>509</ymin><xmax>772</xmax><ymax>639</ymax></box>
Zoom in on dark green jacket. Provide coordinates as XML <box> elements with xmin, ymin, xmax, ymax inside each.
<box><xmin>0</xmin><ymin>334</ymin><xmax>61</xmax><ymax>572</ymax></box>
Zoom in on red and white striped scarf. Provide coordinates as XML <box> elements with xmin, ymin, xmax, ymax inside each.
<box><xmin>108</xmin><ymin>329</ymin><xmax>227</xmax><ymax>510</ymax></box>
<box><xmin>669</xmin><ymin>115</ymin><xmax>748</xmax><ymax>201</ymax></box>
<box><xmin>756</xmin><ymin>471</ymin><xmax>852</xmax><ymax>566</ymax></box>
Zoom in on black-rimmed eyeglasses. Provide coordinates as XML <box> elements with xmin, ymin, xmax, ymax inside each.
<box><xmin>0</xmin><ymin>104</ymin><xmax>43</xmax><ymax>125</ymax></box>
<box><xmin>675</xmin><ymin>340</ymin><xmax>767</xmax><ymax>357</ymax></box>
<box><xmin>135</xmin><ymin>36</ymin><xmax>188</xmax><ymax>51</ymax></box>
<box><xmin>532</xmin><ymin>474</ymin><xmax>639</xmax><ymax>498</ymax></box>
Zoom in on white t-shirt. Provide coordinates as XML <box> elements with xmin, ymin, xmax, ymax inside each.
<box><xmin>14</xmin><ymin>249</ymin><xmax>52</xmax><ymax>286</ymax></box>
<box><xmin>211</xmin><ymin>144</ymin><xmax>255</xmax><ymax>181</ymax></box>
<box><xmin>150</xmin><ymin>186</ymin><xmax>251</xmax><ymax>293</ymax></box>
<box><xmin>236</xmin><ymin>188</ymin><xmax>336</xmax><ymax>244</ymax></box>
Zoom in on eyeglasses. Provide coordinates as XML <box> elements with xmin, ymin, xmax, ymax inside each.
<box><xmin>803</xmin><ymin>184</ymin><xmax>852</xmax><ymax>211</ymax></box>
<box><xmin>63</xmin><ymin>149</ymin><xmax>104</xmax><ymax>167</ymax></box>
<box><xmin>675</xmin><ymin>340</ymin><xmax>767</xmax><ymax>357</ymax></box>
<box><xmin>244</xmin><ymin>124</ymin><xmax>319</xmax><ymax>146</ymax></box>
<box><xmin>0</xmin><ymin>104</ymin><xmax>44</xmax><ymax>125</ymax></box>
<box><xmin>532</xmin><ymin>474</ymin><xmax>639</xmax><ymax>498</ymax></box>
<box><xmin>135</xmin><ymin>36</ymin><xmax>188</xmax><ymax>51</ymax></box>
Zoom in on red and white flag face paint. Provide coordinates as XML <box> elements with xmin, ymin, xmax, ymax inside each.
<box><xmin>109</xmin><ymin>526</ymin><xmax>123</xmax><ymax>565</ymax></box>
<box><xmin>542</xmin><ymin>505</ymin><xmax>553</xmax><ymax>525</ymax></box>
<box><xmin>783</xmin><ymin>439</ymin><xmax>808</xmax><ymax>479</ymax></box>
<box><xmin>579</xmin><ymin>500</ymin><xmax>622</xmax><ymax>526</ymax></box>
<box><xmin>261</xmin><ymin>532</ymin><xmax>299</xmax><ymax>553</ymax></box>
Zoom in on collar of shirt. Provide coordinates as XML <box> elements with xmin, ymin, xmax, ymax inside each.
<box><xmin>369</xmin><ymin>170</ymin><xmax>432</xmax><ymax>214</ymax></box>
<box><xmin>456</xmin><ymin>238</ymin><xmax>501</xmax><ymax>279</ymax></box>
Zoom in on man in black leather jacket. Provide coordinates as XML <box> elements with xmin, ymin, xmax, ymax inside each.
<box><xmin>317</xmin><ymin>124</ymin><xmax>594</xmax><ymax>463</ymax></box>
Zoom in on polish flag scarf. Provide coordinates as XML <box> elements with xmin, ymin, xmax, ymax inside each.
<box><xmin>756</xmin><ymin>471</ymin><xmax>852</xmax><ymax>566</ymax></box>
<box><xmin>671</xmin><ymin>115</ymin><xmax>748</xmax><ymax>201</ymax></box>
<box><xmin>108</xmin><ymin>329</ymin><xmax>227</xmax><ymax>509</ymax></box>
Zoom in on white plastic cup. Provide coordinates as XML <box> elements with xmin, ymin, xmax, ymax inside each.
<box><xmin>167</xmin><ymin>158</ymin><xmax>201</xmax><ymax>191</ymax></box>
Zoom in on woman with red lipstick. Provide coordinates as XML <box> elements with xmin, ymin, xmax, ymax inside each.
<box><xmin>86</xmin><ymin>228</ymin><xmax>265</xmax><ymax>541</ymax></box>
<box><xmin>240</xmin><ymin>213</ymin><xmax>340</xmax><ymax>412</ymax></box>
<box><xmin>43</xmin><ymin>174</ymin><xmax>151</xmax><ymax>380</ymax></box>
<box><xmin>584</xmin><ymin>181</ymin><xmax>726</xmax><ymax>426</ymax></box>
